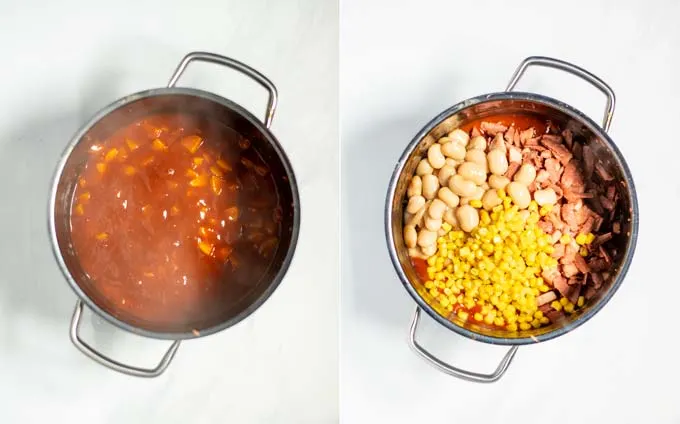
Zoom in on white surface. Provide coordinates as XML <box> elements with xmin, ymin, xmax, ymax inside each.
<box><xmin>0</xmin><ymin>1</ymin><xmax>338</xmax><ymax>423</ymax></box>
<box><xmin>341</xmin><ymin>0</ymin><xmax>676</xmax><ymax>423</ymax></box>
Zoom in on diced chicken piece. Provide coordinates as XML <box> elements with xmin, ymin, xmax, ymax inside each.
<box><xmin>542</xmin><ymin>267</ymin><xmax>561</xmax><ymax>284</ymax></box>
<box><xmin>574</xmin><ymin>255</ymin><xmax>590</xmax><ymax>273</ymax></box>
<box><xmin>541</xmin><ymin>136</ymin><xmax>573</xmax><ymax>165</ymax></box>
<box><xmin>481</xmin><ymin>121</ymin><xmax>508</xmax><ymax>136</ymax></box>
<box><xmin>561</xmin><ymin>160</ymin><xmax>585</xmax><ymax>191</ymax></box>
<box><xmin>561</xmin><ymin>204</ymin><xmax>578</xmax><ymax>229</ymax></box>
<box><xmin>537</xmin><ymin>220</ymin><xmax>553</xmax><ymax>233</ymax></box>
<box><xmin>519</xmin><ymin>128</ymin><xmax>535</xmax><ymax>144</ymax></box>
<box><xmin>508</xmin><ymin>145</ymin><xmax>523</xmax><ymax>163</ymax></box>
<box><xmin>537</xmin><ymin>291</ymin><xmax>557</xmax><ymax>306</ymax></box>
<box><xmin>551</xmin><ymin>243</ymin><xmax>566</xmax><ymax>259</ymax></box>
<box><xmin>544</xmin><ymin>158</ymin><xmax>562</xmax><ymax>183</ymax></box>
<box><xmin>562</xmin><ymin>263</ymin><xmax>579</xmax><ymax>278</ymax></box>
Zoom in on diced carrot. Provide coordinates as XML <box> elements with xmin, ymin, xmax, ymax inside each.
<box><xmin>118</xmin><ymin>146</ymin><xmax>129</xmax><ymax>161</ymax></box>
<box><xmin>225</xmin><ymin>206</ymin><xmax>239</xmax><ymax>222</ymax></box>
<box><xmin>152</xmin><ymin>139</ymin><xmax>167</xmax><ymax>151</ymax></box>
<box><xmin>211</xmin><ymin>176</ymin><xmax>223</xmax><ymax>195</ymax></box>
<box><xmin>125</xmin><ymin>138</ymin><xmax>139</xmax><ymax>151</ymax></box>
<box><xmin>96</xmin><ymin>163</ymin><xmax>106</xmax><ymax>174</ymax></box>
<box><xmin>142</xmin><ymin>156</ymin><xmax>155</xmax><ymax>166</ymax></box>
<box><xmin>95</xmin><ymin>232</ymin><xmax>109</xmax><ymax>241</ymax></box>
<box><xmin>78</xmin><ymin>178</ymin><xmax>87</xmax><ymax>188</ymax></box>
<box><xmin>181</xmin><ymin>135</ymin><xmax>203</xmax><ymax>154</ymax></box>
<box><xmin>189</xmin><ymin>174</ymin><xmax>209</xmax><ymax>187</ymax></box>
<box><xmin>104</xmin><ymin>148</ymin><xmax>119</xmax><ymax>162</ymax></box>
<box><xmin>185</xmin><ymin>169</ymin><xmax>199</xmax><ymax>179</ymax></box>
<box><xmin>216</xmin><ymin>246</ymin><xmax>233</xmax><ymax>260</ymax></box>
<box><xmin>209</xmin><ymin>166</ymin><xmax>223</xmax><ymax>177</ymax></box>
<box><xmin>193</xmin><ymin>157</ymin><xmax>204</xmax><ymax>166</ymax></box>
<box><xmin>167</xmin><ymin>180</ymin><xmax>179</xmax><ymax>189</ymax></box>
<box><xmin>170</xmin><ymin>205</ymin><xmax>180</xmax><ymax>216</ymax></box>
<box><xmin>202</xmin><ymin>153</ymin><xmax>213</xmax><ymax>163</ymax></box>
<box><xmin>255</xmin><ymin>165</ymin><xmax>269</xmax><ymax>176</ymax></box>
<box><xmin>143</xmin><ymin>271</ymin><xmax>155</xmax><ymax>278</ymax></box>
<box><xmin>74</xmin><ymin>204</ymin><xmax>85</xmax><ymax>216</ymax></box>
<box><xmin>124</xmin><ymin>166</ymin><xmax>136</xmax><ymax>176</ymax></box>
<box><xmin>216</xmin><ymin>159</ymin><xmax>232</xmax><ymax>172</ymax></box>
<box><xmin>198</xmin><ymin>241</ymin><xmax>214</xmax><ymax>256</ymax></box>
<box><xmin>79</xmin><ymin>192</ymin><xmax>91</xmax><ymax>202</ymax></box>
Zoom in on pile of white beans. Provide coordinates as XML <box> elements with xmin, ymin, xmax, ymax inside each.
<box><xmin>404</xmin><ymin>127</ymin><xmax>559</xmax><ymax>257</ymax></box>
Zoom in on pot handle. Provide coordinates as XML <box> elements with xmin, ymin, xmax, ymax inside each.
<box><xmin>505</xmin><ymin>56</ymin><xmax>616</xmax><ymax>132</ymax></box>
<box><xmin>167</xmin><ymin>51</ymin><xmax>278</xmax><ymax>129</ymax></box>
<box><xmin>408</xmin><ymin>307</ymin><xmax>518</xmax><ymax>383</ymax></box>
<box><xmin>70</xmin><ymin>301</ymin><xmax>181</xmax><ymax>378</ymax></box>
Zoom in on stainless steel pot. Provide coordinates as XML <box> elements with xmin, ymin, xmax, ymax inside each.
<box><xmin>49</xmin><ymin>52</ymin><xmax>300</xmax><ymax>377</ymax></box>
<box><xmin>385</xmin><ymin>56</ymin><xmax>638</xmax><ymax>383</ymax></box>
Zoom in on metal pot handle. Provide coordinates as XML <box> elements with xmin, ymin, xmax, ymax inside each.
<box><xmin>505</xmin><ymin>56</ymin><xmax>616</xmax><ymax>132</ymax></box>
<box><xmin>167</xmin><ymin>51</ymin><xmax>279</xmax><ymax>129</ymax></box>
<box><xmin>70</xmin><ymin>301</ymin><xmax>181</xmax><ymax>378</ymax></box>
<box><xmin>408</xmin><ymin>307</ymin><xmax>518</xmax><ymax>383</ymax></box>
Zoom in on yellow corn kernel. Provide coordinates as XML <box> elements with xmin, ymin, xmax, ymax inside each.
<box><xmin>519</xmin><ymin>322</ymin><xmax>531</xmax><ymax>331</ymax></box>
<box><xmin>441</xmin><ymin>222</ymin><xmax>452</xmax><ymax>232</ymax></box>
<box><xmin>104</xmin><ymin>148</ymin><xmax>118</xmax><ymax>162</ymax></box>
<box><xmin>123</xmin><ymin>165</ymin><xmax>136</xmax><ymax>176</ymax></box>
<box><xmin>577</xmin><ymin>296</ymin><xmax>585</xmax><ymax>308</ymax></box>
<box><xmin>209</xmin><ymin>165</ymin><xmax>224</xmax><ymax>177</ymax></box>
<box><xmin>96</xmin><ymin>163</ymin><xmax>106</xmax><ymax>174</ymax></box>
<box><xmin>181</xmin><ymin>135</ymin><xmax>203</xmax><ymax>154</ymax></box>
<box><xmin>580</xmin><ymin>247</ymin><xmax>589</xmax><ymax>256</ymax></box>
<box><xmin>439</xmin><ymin>297</ymin><xmax>450</xmax><ymax>307</ymax></box>
<box><xmin>474</xmin><ymin>312</ymin><xmax>483</xmax><ymax>321</ymax></box>
<box><xmin>564</xmin><ymin>303</ymin><xmax>575</xmax><ymax>313</ymax></box>
<box><xmin>560</xmin><ymin>234</ymin><xmax>571</xmax><ymax>244</ymax></box>
<box><xmin>74</xmin><ymin>203</ymin><xmax>85</xmax><ymax>216</ymax></box>
<box><xmin>125</xmin><ymin>138</ymin><xmax>139</xmax><ymax>151</ymax></box>
<box><xmin>95</xmin><ymin>232</ymin><xmax>109</xmax><ymax>241</ymax></box>
<box><xmin>198</xmin><ymin>241</ymin><xmax>214</xmax><ymax>256</ymax></box>
<box><xmin>540</xmin><ymin>317</ymin><xmax>550</xmax><ymax>324</ymax></box>
<box><xmin>551</xmin><ymin>300</ymin><xmax>563</xmax><ymax>311</ymax></box>
<box><xmin>193</xmin><ymin>157</ymin><xmax>204</xmax><ymax>166</ymax></box>
<box><xmin>469</xmin><ymin>199</ymin><xmax>483</xmax><ymax>208</ymax></box>
<box><xmin>216</xmin><ymin>159</ymin><xmax>232</xmax><ymax>171</ymax></box>
<box><xmin>457</xmin><ymin>310</ymin><xmax>469</xmax><ymax>321</ymax></box>
<box><xmin>585</xmin><ymin>233</ymin><xmax>595</xmax><ymax>244</ymax></box>
<box><xmin>507</xmin><ymin>323</ymin><xmax>518</xmax><ymax>331</ymax></box>
<box><xmin>575</xmin><ymin>233</ymin><xmax>587</xmax><ymax>245</ymax></box>
<box><xmin>152</xmin><ymin>138</ymin><xmax>168</xmax><ymax>151</ymax></box>
<box><xmin>560</xmin><ymin>297</ymin><xmax>569</xmax><ymax>306</ymax></box>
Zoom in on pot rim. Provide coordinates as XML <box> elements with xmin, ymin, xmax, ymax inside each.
<box><xmin>385</xmin><ymin>91</ymin><xmax>639</xmax><ymax>346</ymax></box>
<box><xmin>48</xmin><ymin>86</ymin><xmax>301</xmax><ymax>341</ymax></box>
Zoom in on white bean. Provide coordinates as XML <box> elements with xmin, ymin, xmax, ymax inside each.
<box><xmin>406</xmin><ymin>203</ymin><xmax>428</xmax><ymax>226</ymax></box>
<box><xmin>513</xmin><ymin>163</ymin><xmax>537</xmax><ymax>186</ymax></box>
<box><xmin>444</xmin><ymin>208</ymin><xmax>458</xmax><ymax>227</ymax></box>
<box><xmin>428</xmin><ymin>198</ymin><xmax>447</xmax><ymax>220</ymax></box>
<box><xmin>482</xmin><ymin>189</ymin><xmax>502</xmax><ymax>210</ymax></box>
<box><xmin>506</xmin><ymin>182</ymin><xmax>531</xmax><ymax>209</ymax></box>
<box><xmin>519</xmin><ymin>210</ymin><xmax>531</xmax><ymax>222</ymax></box>
<box><xmin>465</xmin><ymin>149</ymin><xmax>488</xmax><ymax>173</ymax></box>
<box><xmin>487</xmin><ymin>149</ymin><xmax>509</xmax><ymax>175</ymax></box>
<box><xmin>441</xmin><ymin>142</ymin><xmax>466</xmax><ymax>160</ymax></box>
<box><xmin>481</xmin><ymin>182</ymin><xmax>490</xmax><ymax>190</ymax></box>
<box><xmin>421</xmin><ymin>174</ymin><xmax>439</xmax><ymax>199</ymax></box>
<box><xmin>470</xmin><ymin>186</ymin><xmax>485</xmax><ymax>201</ymax></box>
<box><xmin>448</xmin><ymin>175</ymin><xmax>477</xmax><ymax>197</ymax></box>
<box><xmin>427</xmin><ymin>143</ymin><xmax>446</xmax><ymax>169</ymax></box>
<box><xmin>408</xmin><ymin>247</ymin><xmax>426</xmax><ymax>259</ymax></box>
<box><xmin>534</xmin><ymin>188</ymin><xmax>558</xmax><ymax>206</ymax></box>
<box><xmin>469</xmin><ymin>135</ymin><xmax>487</xmax><ymax>150</ymax></box>
<box><xmin>448</xmin><ymin>129</ymin><xmax>469</xmax><ymax>146</ymax></box>
<box><xmin>445</xmin><ymin>158</ymin><xmax>459</xmax><ymax>168</ymax></box>
<box><xmin>404</xmin><ymin>225</ymin><xmax>417</xmax><ymax>248</ymax></box>
<box><xmin>406</xmin><ymin>195</ymin><xmax>426</xmax><ymax>213</ymax></box>
<box><xmin>437</xmin><ymin>165</ymin><xmax>456</xmax><ymax>186</ymax></box>
<box><xmin>422</xmin><ymin>244</ymin><xmax>437</xmax><ymax>256</ymax></box>
<box><xmin>438</xmin><ymin>136</ymin><xmax>451</xmax><ymax>144</ymax></box>
<box><xmin>488</xmin><ymin>175</ymin><xmax>510</xmax><ymax>190</ymax></box>
<box><xmin>424</xmin><ymin>216</ymin><xmax>443</xmax><ymax>231</ymax></box>
<box><xmin>457</xmin><ymin>161</ymin><xmax>487</xmax><ymax>185</ymax></box>
<box><xmin>456</xmin><ymin>205</ymin><xmax>479</xmax><ymax>232</ymax></box>
<box><xmin>437</xmin><ymin>187</ymin><xmax>460</xmax><ymax>208</ymax></box>
<box><xmin>417</xmin><ymin>229</ymin><xmax>437</xmax><ymax>247</ymax></box>
<box><xmin>489</xmin><ymin>133</ymin><xmax>506</xmax><ymax>152</ymax></box>
<box><xmin>416</xmin><ymin>159</ymin><xmax>433</xmax><ymax>176</ymax></box>
<box><xmin>407</xmin><ymin>175</ymin><xmax>422</xmax><ymax>197</ymax></box>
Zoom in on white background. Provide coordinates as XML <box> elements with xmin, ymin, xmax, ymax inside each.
<box><xmin>341</xmin><ymin>0</ymin><xmax>677</xmax><ymax>423</ymax></box>
<box><xmin>0</xmin><ymin>1</ymin><xmax>337</xmax><ymax>423</ymax></box>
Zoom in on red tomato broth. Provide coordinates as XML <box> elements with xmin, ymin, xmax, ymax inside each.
<box><xmin>70</xmin><ymin>113</ymin><xmax>282</xmax><ymax>329</ymax></box>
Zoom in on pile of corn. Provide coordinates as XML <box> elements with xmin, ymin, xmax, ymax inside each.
<box><xmin>424</xmin><ymin>190</ymin><xmax>561</xmax><ymax>331</ymax></box>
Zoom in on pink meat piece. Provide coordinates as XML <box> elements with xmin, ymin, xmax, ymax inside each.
<box><xmin>546</xmin><ymin>310</ymin><xmax>565</xmax><ymax>324</ymax></box>
<box><xmin>536</xmin><ymin>170</ymin><xmax>550</xmax><ymax>184</ymax></box>
<box><xmin>537</xmin><ymin>220</ymin><xmax>553</xmax><ymax>233</ymax></box>
<box><xmin>599</xmin><ymin>245</ymin><xmax>612</xmax><ymax>265</ymax></box>
<box><xmin>481</xmin><ymin>121</ymin><xmax>508</xmax><ymax>136</ymax></box>
<box><xmin>562</xmin><ymin>187</ymin><xmax>594</xmax><ymax>202</ymax></box>
<box><xmin>574</xmin><ymin>255</ymin><xmax>590</xmax><ymax>273</ymax></box>
<box><xmin>562</xmin><ymin>263</ymin><xmax>579</xmax><ymax>278</ymax></box>
<box><xmin>544</xmin><ymin>158</ymin><xmax>562</xmax><ymax>183</ymax></box>
<box><xmin>585</xmin><ymin>285</ymin><xmax>598</xmax><ymax>300</ymax></box>
<box><xmin>505</xmin><ymin>162</ymin><xmax>521</xmax><ymax>180</ymax></box>
<box><xmin>537</xmin><ymin>291</ymin><xmax>557</xmax><ymax>306</ymax></box>
<box><xmin>551</xmin><ymin>243</ymin><xmax>566</xmax><ymax>259</ymax></box>
<box><xmin>541</xmin><ymin>137</ymin><xmax>573</xmax><ymax>165</ymax></box>
<box><xmin>504</xmin><ymin>127</ymin><xmax>517</xmax><ymax>145</ymax></box>
<box><xmin>542</xmin><ymin>267</ymin><xmax>561</xmax><ymax>284</ymax></box>
<box><xmin>561</xmin><ymin>204</ymin><xmax>578</xmax><ymax>229</ymax></box>
<box><xmin>595</xmin><ymin>162</ymin><xmax>615</xmax><ymax>181</ymax></box>
<box><xmin>561</xmin><ymin>160</ymin><xmax>585</xmax><ymax>191</ymax></box>
<box><xmin>553</xmin><ymin>275</ymin><xmax>570</xmax><ymax>297</ymax></box>
<box><xmin>489</xmin><ymin>133</ymin><xmax>506</xmax><ymax>151</ymax></box>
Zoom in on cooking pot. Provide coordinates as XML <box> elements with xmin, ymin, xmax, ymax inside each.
<box><xmin>49</xmin><ymin>51</ymin><xmax>300</xmax><ymax>377</ymax></box>
<box><xmin>385</xmin><ymin>56</ymin><xmax>638</xmax><ymax>383</ymax></box>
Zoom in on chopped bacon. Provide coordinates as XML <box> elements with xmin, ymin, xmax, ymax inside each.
<box><xmin>562</xmin><ymin>129</ymin><xmax>573</xmax><ymax>149</ymax></box>
<box><xmin>481</xmin><ymin>121</ymin><xmax>508</xmax><ymax>136</ymax></box>
<box><xmin>574</xmin><ymin>255</ymin><xmax>590</xmax><ymax>273</ymax></box>
<box><xmin>544</xmin><ymin>158</ymin><xmax>562</xmax><ymax>183</ymax></box>
<box><xmin>561</xmin><ymin>204</ymin><xmax>578</xmax><ymax>229</ymax></box>
<box><xmin>562</xmin><ymin>263</ymin><xmax>579</xmax><ymax>278</ymax></box>
<box><xmin>572</xmin><ymin>142</ymin><xmax>583</xmax><ymax>160</ymax></box>
<box><xmin>541</xmin><ymin>136</ymin><xmax>573</xmax><ymax>165</ymax></box>
<box><xmin>588</xmin><ymin>258</ymin><xmax>608</xmax><ymax>272</ymax></box>
<box><xmin>562</xmin><ymin>187</ymin><xmax>594</xmax><ymax>202</ymax></box>
<box><xmin>553</xmin><ymin>275</ymin><xmax>570</xmax><ymax>297</ymax></box>
<box><xmin>537</xmin><ymin>291</ymin><xmax>557</xmax><ymax>306</ymax></box>
<box><xmin>595</xmin><ymin>162</ymin><xmax>614</xmax><ymax>181</ymax></box>
<box><xmin>567</xmin><ymin>284</ymin><xmax>581</xmax><ymax>305</ymax></box>
<box><xmin>593</xmin><ymin>232</ymin><xmax>613</xmax><ymax>246</ymax></box>
<box><xmin>505</xmin><ymin>162</ymin><xmax>521</xmax><ymax>180</ymax></box>
<box><xmin>582</xmin><ymin>144</ymin><xmax>595</xmax><ymax>179</ymax></box>
<box><xmin>561</xmin><ymin>160</ymin><xmax>585</xmax><ymax>191</ymax></box>
<box><xmin>585</xmin><ymin>285</ymin><xmax>598</xmax><ymax>300</ymax></box>
<box><xmin>542</xmin><ymin>267</ymin><xmax>561</xmax><ymax>284</ymax></box>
